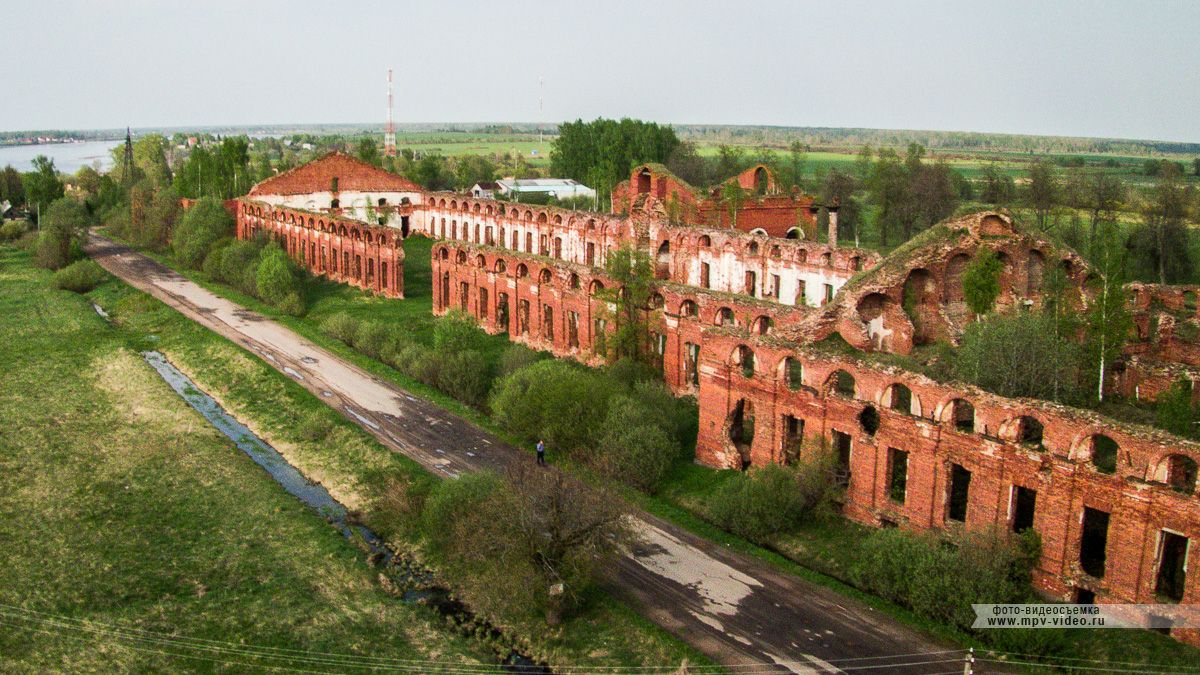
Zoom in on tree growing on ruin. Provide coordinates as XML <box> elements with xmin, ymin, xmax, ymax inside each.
<box><xmin>961</xmin><ymin>249</ymin><xmax>1003</xmax><ymax>317</ymax></box>
<box><xmin>720</xmin><ymin>181</ymin><xmax>746</xmax><ymax>230</ymax></box>
<box><xmin>603</xmin><ymin>245</ymin><xmax>656</xmax><ymax>364</ymax></box>
<box><xmin>1083</xmin><ymin>222</ymin><xmax>1133</xmax><ymax>403</ymax></box>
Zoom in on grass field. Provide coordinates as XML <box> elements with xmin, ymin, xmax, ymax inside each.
<box><xmin>0</xmin><ymin>246</ymin><xmax>497</xmax><ymax>671</ymax></box>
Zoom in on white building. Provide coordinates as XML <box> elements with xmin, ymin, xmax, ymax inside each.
<box><xmin>496</xmin><ymin>178</ymin><xmax>595</xmax><ymax>201</ymax></box>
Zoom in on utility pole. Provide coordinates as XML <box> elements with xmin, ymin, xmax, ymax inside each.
<box><xmin>120</xmin><ymin>127</ymin><xmax>134</xmax><ymax>188</ymax></box>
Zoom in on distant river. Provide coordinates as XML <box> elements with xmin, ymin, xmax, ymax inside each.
<box><xmin>0</xmin><ymin>140</ymin><xmax>122</xmax><ymax>173</ymax></box>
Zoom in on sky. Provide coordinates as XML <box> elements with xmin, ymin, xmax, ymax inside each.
<box><xmin>2</xmin><ymin>0</ymin><xmax>1198</xmax><ymax>142</ymax></box>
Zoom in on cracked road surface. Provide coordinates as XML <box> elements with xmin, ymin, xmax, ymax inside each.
<box><xmin>87</xmin><ymin>233</ymin><xmax>978</xmax><ymax>674</ymax></box>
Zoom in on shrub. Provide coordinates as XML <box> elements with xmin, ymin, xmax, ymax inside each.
<box><xmin>490</xmin><ymin>359</ymin><xmax>620</xmax><ymax>455</ymax></box>
<box><xmin>708</xmin><ymin>458</ymin><xmax>834</xmax><ymax>543</ymax></box>
<box><xmin>201</xmin><ymin>238</ymin><xmax>230</xmax><ymax>280</ymax></box>
<box><xmin>320</xmin><ymin>312</ymin><xmax>361</xmax><ymax>345</ymax></box>
<box><xmin>496</xmin><ymin>343</ymin><xmax>543</xmax><ymax>378</ymax></box>
<box><xmin>255</xmin><ymin>243</ymin><xmax>305</xmax><ymax>314</ymax></box>
<box><xmin>406</xmin><ymin>345</ymin><xmax>442</xmax><ymax>387</ymax></box>
<box><xmin>433</xmin><ymin>309</ymin><xmax>488</xmax><ymax>354</ymax></box>
<box><xmin>353</xmin><ymin>321</ymin><xmax>392</xmax><ymax>358</ymax></box>
<box><xmin>595</xmin><ymin>394</ymin><xmax>678</xmax><ymax>492</ymax></box>
<box><xmin>0</xmin><ymin>220</ymin><xmax>28</xmax><ymax>241</ymax></box>
<box><xmin>35</xmin><ymin>198</ymin><xmax>89</xmax><ymax>270</ymax></box>
<box><xmin>851</xmin><ymin>528</ymin><xmax>1041</xmax><ymax>632</ymax></box>
<box><xmin>172</xmin><ymin>198</ymin><xmax>233</xmax><ymax>269</ymax></box>
<box><xmin>51</xmin><ymin>259</ymin><xmax>107</xmax><ymax>293</ymax></box>
<box><xmin>435</xmin><ymin>349</ymin><xmax>492</xmax><ymax>406</ymax></box>
<box><xmin>218</xmin><ymin>238</ymin><xmax>266</xmax><ymax>294</ymax></box>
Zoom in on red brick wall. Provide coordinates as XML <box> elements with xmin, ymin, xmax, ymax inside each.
<box><xmin>237</xmin><ymin>199</ymin><xmax>404</xmax><ymax>298</ymax></box>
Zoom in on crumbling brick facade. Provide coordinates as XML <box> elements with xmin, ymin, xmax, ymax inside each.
<box><xmin>236</xmin><ymin>200</ymin><xmax>404</xmax><ymax>298</ymax></box>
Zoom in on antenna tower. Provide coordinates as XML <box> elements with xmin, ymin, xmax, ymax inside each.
<box><xmin>384</xmin><ymin>68</ymin><xmax>397</xmax><ymax>157</ymax></box>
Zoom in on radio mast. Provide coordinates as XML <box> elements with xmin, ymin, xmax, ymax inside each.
<box><xmin>384</xmin><ymin>68</ymin><xmax>397</xmax><ymax>157</ymax></box>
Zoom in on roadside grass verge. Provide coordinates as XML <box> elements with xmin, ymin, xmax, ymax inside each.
<box><xmin>0</xmin><ymin>245</ymin><xmax>495</xmax><ymax>671</ymax></box>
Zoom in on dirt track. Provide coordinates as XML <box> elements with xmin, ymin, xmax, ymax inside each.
<box><xmin>86</xmin><ymin>232</ymin><xmax>978</xmax><ymax>674</ymax></box>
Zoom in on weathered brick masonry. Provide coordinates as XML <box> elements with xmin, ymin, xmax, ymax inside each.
<box><xmin>237</xmin><ymin>155</ymin><xmax>1200</xmax><ymax>643</ymax></box>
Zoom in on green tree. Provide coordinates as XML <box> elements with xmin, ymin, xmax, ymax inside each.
<box><xmin>489</xmin><ymin>359</ymin><xmax>620</xmax><ymax>455</ymax></box>
<box><xmin>1130</xmin><ymin>165</ymin><xmax>1193</xmax><ymax>284</ymax></box>
<box><xmin>1025</xmin><ymin>160</ymin><xmax>1060</xmax><ymax>230</ymax></box>
<box><xmin>22</xmin><ymin>155</ymin><xmax>65</xmax><ymax>218</ymax></box>
<box><xmin>720</xmin><ymin>181</ymin><xmax>746</xmax><ymax>229</ymax></box>
<box><xmin>356</xmin><ymin>137</ymin><xmax>381</xmax><ymax>167</ymax></box>
<box><xmin>867</xmin><ymin>148</ymin><xmax>909</xmax><ymax>247</ymax></box>
<box><xmin>255</xmin><ymin>242</ymin><xmax>304</xmax><ymax>313</ymax></box>
<box><xmin>603</xmin><ymin>245</ymin><xmax>656</xmax><ymax>363</ymax></box>
<box><xmin>979</xmin><ymin>163</ymin><xmax>1015</xmax><ymax>205</ymax></box>
<box><xmin>1157</xmin><ymin>378</ymin><xmax>1197</xmax><ymax>438</ymax></box>
<box><xmin>595</xmin><ymin>394</ymin><xmax>679</xmax><ymax>492</ymax></box>
<box><xmin>172</xmin><ymin>197</ymin><xmax>233</xmax><ymax>269</ymax></box>
<box><xmin>550</xmin><ymin>118</ymin><xmax>679</xmax><ymax>196</ymax></box>
<box><xmin>35</xmin><ymin>197</ymin><xmax>89</xmax><ymax>270</ymax></box>
<box><xmin>133</xmin><ymin>134</ymin><xmax>173</xmax><ymax>187</ymax></box>
<box><xmin>961</xmin><ymin>249</ymin><xmax>1003</xmax><ymax>317</ymax></box>
<box><xmin>953</xmin><ymin>312</ymin><xmax>1081</xmax><ymax>402</ymax></box>
<box><xmin>0</xmin><ymin>165</ymin><xmax>25</xmax><ymax>207</ymax></box>
<box><xmin>1083</xmin><ymin>222</ymin><xmax>1134</xmax><ymax>403</ymax></box>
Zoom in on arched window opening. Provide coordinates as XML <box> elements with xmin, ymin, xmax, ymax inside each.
<box><xmin>1017</xmin><ymin>416</ymin><xmax>1044</xmax><ymax>446</ymax></box>
<box><xmin>829</xmin><ymin>370</ymin><xmax>856</xmax><ymax>398</ymax></box>
<box><xmin>753</xmin><ymin>315</ymin><xmax>772</xmax><ymax>335</ymax></box>
<box><xmin>887</xmin><ymin>383</ymin><xmax>914</xmax><ymax>415</ymax></box>
<box><xmin>649</xmin><ymin>293</ymin><xmax>665</xmax><ymax>310</ymax></box>
<box><xmin>735</xmin><ymin>345</ymin><xmax>755</xmax><ymax>378</ymax></box>
<box><xmin>727</xmin><ymin>399</ymin><xmax>755</xmax><ymax>470</ymax></box>
<box><xmin>1091</xmin><ymin>435</ymin><xmax>1119</xmax><ymax>474</ymax></box>
<box><xmin>698</xmin><ymin>235</ymin><xmax>711</xmax><ymax>248</ymax></box>
<box><xmin>715</xmin><ymin>307</ymin><xmax>735</xmax><ymax>326</ymax></box>
<box><xmin>948</xmin><ymin>399</ymin><xmax>975</xmax><ymax>433</ymax></box>
<box><xmin>569</xmin><ymin>273</ymin><xmax>580</xmax><ymax>290</ymax></box>
<box><xmin>680</xmin><ymin>300</ymin><xmax>698</xmax><ymax>317</ymax></box>
<box><xmin>1165</xmin><ymin>455</ymin><xmax>1198</xmax><ymax>494</ymax></box>
<box><xmin>784</xmin><ymin>357</ymin><xmax>803</xmax><ymax>390</ymax></box>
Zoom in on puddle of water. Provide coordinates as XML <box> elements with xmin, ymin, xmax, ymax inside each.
<box><xmin>140</xmin><ymin>351</ymin><xmax>546</xmax><ymax>672</ymax></box>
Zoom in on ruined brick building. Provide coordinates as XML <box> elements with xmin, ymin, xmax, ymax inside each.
<box><xmin>237</xmin><ymin>154</ymin><xmax>1200</xmax><ymax>642</ymax></box>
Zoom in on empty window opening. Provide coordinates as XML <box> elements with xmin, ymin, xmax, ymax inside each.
<box><xmin>517</xmin><ymin>300</ymin><xmax>530</xmax><ymax>335</ymax></box>
<box><xmin>951</xmin><ymin>399</ymin><xmax>975</xmax><ymax>433</ymax></box>
<box><xmin>1166</xmin><ymin>455</ymin><xmax>1198</xmax><ymax>494</ymax></box>
<box><xmin>888</xmin><ymin>384</ymin><xmax>913</xmax><ymax>414</ymax></box>
<box><xmin>700</xmin><ymin>262</ymin><xmax>711</xmax><ymax>289</ymax></box>
<box><xmin>831</xmin><ymin>370</ymin><xmax>856</xmax><ymax>397</ymax></box>
<box><xmin>567</xmin><ymin>311</ymin><xmax>579</xmax><ymax>348</ymax></box>
<box><xmin>542</xmin><ymin>305</ymin><xmax>554</xmax><ymax>340</ymax></box>
<box><xmin>1092</xmin><ymin>435</ymin><xmax>1119</xmax><ymax>474</ymax></box>
<box><xmin>1012</xmin><ymin>486</ymin><xmax>1037</xmax><ymax>533</ymax></box>
<box><xmin>796</xmin><ymin>280</ymin><xmax>807</xmax><ymax>305</ymax></box>
<box><xmin>716</xmin><ymin>307</ymin><xmax>735</xmax><ymax>326</ymax></box>
<box><xmin>859</xmin><ymin>406</ymin><xmax>880</xmax><ymax>436</ymax></box>
<box><xmin>1074</xmin><ymin>588</ymin><xmax>1096</xmax><ymax>605</ymax></box>
<box><xmin>458</xmin><ymin>282</ymin><xmax>469</xmax><ymax>310</ymax></box>
<box><xmin>782</xmin><ymin>415</ymin><xmax>804</xmax><ymax>465</ymax></box>
<box><xmin>947</xmin><ymin>464</ymin><xmax>972</xmax><ymax>523</ymax></box>
<box><xmin>823</xmin><ymin>283</ymin><xmax>834</xmax><ymax>305</ymax></box>
<box><xmin>736</xmin><ymin>345</ymin><xmax>755</xmax><ymax>378</ymax></box>
<box><xmin>728</xmin><ymin>399</ymin><xmax>755</xmax><ymax>470</ymax></box>
<box><xmin>770</xmin><ymin>274</ymin><xmax>781</xmax><ymax>299</ymax></box>
<box><xmin>1017</xmin><ymin>416</ymin><xmax>1044</xmax><ymax>446</ymax></box>
<box><xmin>753</xmin><ymin>316</ymin><xmax>772</xmax><ymax>335</ymax></box>
<box><xmin>888</xmin><ymin>448</ymin><xmax>909</xmax><ymax>504</ymax></box>
<box><xmin>785</xmin><ymin>357</ymin><xmax>803</xmax><ymax>390</ymax></box>
<box><xmin>478</xmin><ymin>287</ymin><xmax>489</xmax><ymax>320</ymax></box>
<box><xmin>832</xmin><ymin>430</ymin><xmax>852</xmax><ymax>488</ymax></box>
<box><xmin>1155</xmin><ymin>531</ymin><xmax>1189</xmax><ymax>603</ymax></box>
<box><xmin>1080</xmin><ymin>507</ymin><xmax>1110</xmax><ymax>578</ymax></box>
<box><xmin>745</xmin><ymin>270</ymin><xmax>757</xmax><ymax>297</ymax></box>
<box><xmin>497</xmin><ymin>294</ymin><xmax>510</xmax><ymax>332</ymax></box>
<box><xmin>586</xmin><ymin>242</ymin><xmax>596</xmax><ymax>266</ymax></box>
<box><xmin>684</xmin><ymin>342</ymin><xmax>700</xmax><ymax>386</ymax></box>
<box><xmin>593</xmin><ymin>318</ymin><xmax>608</xmax><ymax>356</ymax></box>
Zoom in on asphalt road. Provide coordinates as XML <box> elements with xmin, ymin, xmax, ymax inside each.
<box><xmin>86</xmin><ymin>232</ymin><xmax>981</xmax><ymax>674</ymax></box>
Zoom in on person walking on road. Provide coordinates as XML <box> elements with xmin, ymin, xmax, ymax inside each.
<box><xmin>536</xmin><ymin>439</ymin><xmax>546</xmax><ymax>466</ymax></box>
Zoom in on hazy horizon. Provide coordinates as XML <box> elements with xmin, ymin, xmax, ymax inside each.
<box><xmin>3</xmin><ymin>0</ymin><xmax>1198</xmax><ymax>143</ymax></box>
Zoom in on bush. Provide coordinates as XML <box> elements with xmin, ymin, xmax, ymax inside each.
<box><xmin>255</xmin><ymin>243</ymin><xmax>305</xmax><ymax>314</ymax></box>
<box><xmin>708</xmin><ymin>458</ymin><xmax>834</xmax><ymax>543</ymax></box>
<box><xmin>851</xmin><ymin>528</ymin><xmax>1041</xmax><ymax>634</ymax></box>
<box><xmin>433</xmin><ymin>309</ymin><xmax>488</xmax><ymax>354</ymax></box>
<box><xmin>0</xmin><ymin>220</ymin><xmax>28</xmax><ymax>241</ymax></box>
<box><xmin>595</xmin><ymin>394</ymin><xmax>678</xmax><ymax>492</ymax></box>
<box><xmin>201</xmin><ymin>238</ymin><xmax>230</xmax><ymax>280</ymax></box>
<box><xmin>954</xmin><ymin>312</ymin><xmax>1082</xmax><ymax>402</ymax></box>
<box><xmin>496</xmin><ymin>344</ymin><xmax>543</xmax><ymax>378</ymax></box>
<box><xmin>172</xmin><ymin>198</ymin><xmax>233</xmax><ymax>269</ymax></box>
<box><xmin>353</xmin><ymin>321</ymin><xmax>392</xmax><ymax>358</ymax></box>
<box><xmin>436</xmin><ymin>349</ymin><xmax>492</xmax><ymax>406</ymax></box>
<box><xmin>490</xmin><ymin>359</ymin><xmax>621</xmax><ymax>455</ymax></box>
<box><xmin>35</xmin><ymin>198</ymin><xmax>90</xmax><ymax>270</ymax></box>
<box><xmin>320</xmin><ymin>312</ymin><xmax>361</xmax><ymax>345</ymax></box>
<box><xmin>51</xmin><ymin>259</ymin><xmax>107</xmax><ymax>293</ymax></box>
<box><xmin>217</xmin><ymin>238</ymin><xmax>266</xmax><ymax>294</ymax></box>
